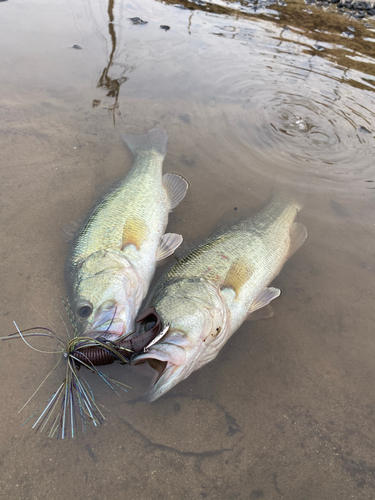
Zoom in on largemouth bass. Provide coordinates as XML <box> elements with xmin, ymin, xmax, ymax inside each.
<box><xmin>65</xmin><ymin>128</ymin><xmax>188</xmax><ymax>341</ymax></box>
<box><xmin>134</xmin><ymin>197</ymin><xmax>307</xmax><ymax>401</ymax></box>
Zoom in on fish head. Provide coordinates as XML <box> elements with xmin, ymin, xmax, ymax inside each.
<box><xmin>71</xmin><ymin>249</ymin><xmax>144</xmax><ymax>340</ymax></box>
<box><xmin>133</xmin><ymin>278</ymin><xmax>228</xmax><ymax>401</ymax></box>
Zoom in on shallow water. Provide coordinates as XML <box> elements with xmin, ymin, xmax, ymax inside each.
<box><xmin>1</xmin><ymin>0</ymin><xmax>375</xmax><ymax>498</ymax></box>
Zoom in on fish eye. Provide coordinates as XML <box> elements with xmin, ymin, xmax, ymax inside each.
<box><xmin>77</xmin><ymin>303</ymin><xmax>93</xmax><ymax>319</ymax></box>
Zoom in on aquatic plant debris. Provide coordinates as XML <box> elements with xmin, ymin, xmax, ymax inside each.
<box><xmin>129</xmin><ymin>17</ymin><xmax>148</xmax><ymax>25</ymax></box>
<box><xmin>357</xmin><ymin>125</ymin><xmax>372</xmax><ymax>133</ymax></box>
<box><xmin>306</xmin><ymin>0</ymin><xmax>375</xmax><ymax>16</ymax></box>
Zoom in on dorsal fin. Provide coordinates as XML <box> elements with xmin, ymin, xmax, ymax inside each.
<box><xmin>156</xmin><ymin>233</ymin><xmax>183</xmax><ymax>261</ymax></box>
<box><xmin>222</xmin><ymin>258</ymin><xmax>253</xmax><ymax>297</ymax></box>
<box><xmin>122</xmin><ymin>217</ymin><xmax>148</xmax><ymax>251</ymax></box>
<box><xmin>162</xmin><ymin>173</ymin><xmax>189</xmax><ymax>210</ymax></box>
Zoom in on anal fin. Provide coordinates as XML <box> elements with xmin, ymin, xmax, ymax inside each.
<box><xmin>222</xmin><ymin>258</ymin><xmax>253</xmax><ymax>298</ymax></box>
<box><xmin>287</xmin><ymin>222</ymin><xmax>307</xmax><ymax>260</ymax></box>
<box><xmin>163</xmin><ymin>173</ymin><xmax>189</xmax><ymax>210</ymax></box>
<box><xmin>156</xmin><ymin>233</ymin><xmax>183</xmax><ymax>261</ymax></box>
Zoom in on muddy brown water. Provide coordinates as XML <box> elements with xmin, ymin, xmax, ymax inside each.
<box><xmin>1</xmin><ymin>0</ymin><xmax>375</xmax><ymax>498</ymax></box>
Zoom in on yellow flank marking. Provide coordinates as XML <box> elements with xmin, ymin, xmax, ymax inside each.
<box><xmin>222</xmin><ymin>258</ymin><xmax>253</xmax><ymax>298</ymax></box>
<box><xmin>122</xmin><ymin>217</ymin><xmax>148</xmax><ymax>251</ymax></box>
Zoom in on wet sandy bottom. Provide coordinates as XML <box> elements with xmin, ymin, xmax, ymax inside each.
<box><xmin>1</xmin><ymin>94</ymin><xmax>374</xmax><ymax>499</ymax></box>
<box><xmin>1</xmin><ymin>0</ymin><xmax>375</xmax><ymax>498</ymax></box>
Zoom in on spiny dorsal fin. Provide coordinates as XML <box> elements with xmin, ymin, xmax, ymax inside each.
<box><xmin>222</xmin><ymin>258</ymin><xmax>253</xmax><ymax>297</ymax></box>
<box><xmin>162</xmin><ymin>173</ymin><xmax>189</xmax><ymax>210</ymax></box>
<box><xmin>287</xmin><ymin>222</ymin><xmax>307</xmax><ymax>260</ymax></box>
<box><xmin>248</xmin><ymin>287</ymin><xmax>281</xmax><ymax>314</ymax></box>
<box><xmin>122</xmin><ymin>217</ymin><xmax>148</xmax><ymax>251</ymax></box>
<box><xmin>156</xmin><ymin>233</ymin><xmax>183</xmax><ymax>261</ymax></box>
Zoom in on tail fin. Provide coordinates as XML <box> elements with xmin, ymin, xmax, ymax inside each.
<box><xmin>121</xmin><ymin>128</ymin><xmax>168</xmax><ymax>158</ymax></box>
<box><xmin>269</xmin><ymin>171</ymin><xmax>310</xmax><ymax>212</ymax></box>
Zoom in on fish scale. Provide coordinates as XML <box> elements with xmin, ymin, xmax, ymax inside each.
<box><xmin>70</xmin><ymin>152</ymin><xmax>166</xmax><ymax>260</ymax></box>
<box><xmin>65</xmin><ymin>129</ymin><xmax>188</xmax><ymax>341</ymax></box>
<box><xmin>154</xmin><ymin>198</ymin><xmax>299</xmax><ymax>298</ymax></box>
<box><xmin>134</xmin><ymin>196</ymin><xmax>306</xmax><ymax>402</ymax></box>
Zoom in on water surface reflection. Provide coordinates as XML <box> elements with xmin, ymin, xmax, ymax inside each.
<box><xmin>93</xmin><ymin>0</ymin><xmax>129</xmax><ymax>123</ymax></box>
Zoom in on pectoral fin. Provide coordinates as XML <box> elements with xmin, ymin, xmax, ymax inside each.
<box><xmin>248</xmin><ymin>287</ymin><xmax>281</xmax><ymax>315</ymax></box>
<box><xmin>246</xmin><ymin>304</ymin><xmax>274</xmax><ymax>321</ymax></box>
<box><xmin>287</xmin><ymin>222</ymin><xmax>307</xmax><ymax>260</ymax></box>
<box><xmin>222</xmin><ymin>259</ymin><xmax>253</xmax><ymax>298</ymax></box>
<box><xmin>122</xmin><ymin>217</ymin><xmax>148</xmax><ymax>251</ymax></box>
<box><xmin>156</xmin><ymin>233</ymin><xmax>183</xmax><ymax>261</ymax></box>
<box><xmin>163</xmin><ymin>173</ymin><xmax>189</xmax><ymax>210</ymax></box>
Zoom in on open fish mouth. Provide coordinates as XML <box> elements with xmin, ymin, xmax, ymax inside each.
<box><xmin>80</xmin><ymin>308</ymin><xmax>170</xmax><ymax>363</ymax></box>
<box><xmin>85</xmin><ymin>318</ymin><xmax>125</xmax><ymax>341</ymax></box>
<box><xmin>82</xmin><ymin>299</ymin><xmax>135</xmax><ymax>341</ymax></box>
<box><xmin>138</xmin><ymin>359</ymin><xmax>188</xmax><ymax>402</ymax></box>
<box><xmin>132</xmin><ymin>332</ymin><xmax>189</xmax><ymax>401</ymax></box>
<box><xmin>146</xmin><ymin>359</ymin><xmax>168</xmax><ymax>383</ymax></box>
<box><xmin>131</xmin><ymin>309</ymin><xmax>189</xmax><ymax>401</ymax></box>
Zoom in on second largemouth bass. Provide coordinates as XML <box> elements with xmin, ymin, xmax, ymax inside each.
<box><xmin>134</xmin><ymin>197</ymin><xmax>307</xmax><ymax>401</ymax></box>
<box><xmin>65</xmin><ymin>128</ymin><xmax>188</xmax><ymax>341</ymax></box>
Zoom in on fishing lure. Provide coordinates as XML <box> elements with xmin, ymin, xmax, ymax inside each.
<box><xmin>1</xmin><ymin>305</ymin><xmax>166</xmax><ymax>438</ymax></box>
